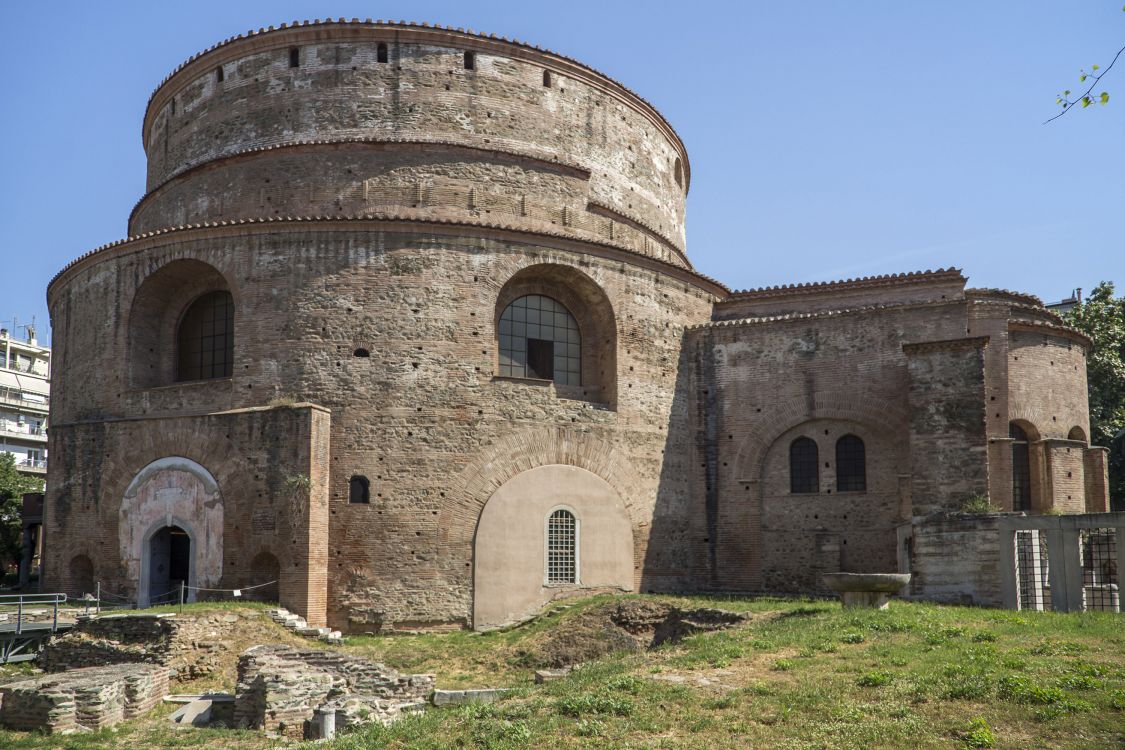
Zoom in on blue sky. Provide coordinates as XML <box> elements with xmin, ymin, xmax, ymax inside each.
<box><xmin>2</xmin><ymin>1</ymin><xmax>1122</xmax><ymax>342</ymax></box>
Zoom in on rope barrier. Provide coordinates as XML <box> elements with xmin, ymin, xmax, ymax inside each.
<box><xmin>184</xmin><ymin>580</ymin><xmax>278</xmax><ymax>593</ymax></box>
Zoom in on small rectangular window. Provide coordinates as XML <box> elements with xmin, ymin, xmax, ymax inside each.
<box><xmin>377</xmin><ymin>42</ymin><xmax>388</xmax><ymax>64</ymax></box>
<box><xmin>463</xmin><ymin>50</ymin><xmax>475</xmax><ymax>70</ymax></box>
<box><xmin>527</xmin><ymin>339</ymin><xmax>554</xmax><ymax>381</ymax></box>
<box><xmin>289</xmin><ymin>47</ymin><xmax>300</xmax><ymax>68</ymax></box>
<box><xmin>216</xmin><ymin>66</ymin><xmax>224</xmax><ymax>83</ymax></box>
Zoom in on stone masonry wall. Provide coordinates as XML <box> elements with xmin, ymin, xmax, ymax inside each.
<box><xmin>43</xmin><ymin>405</ymin><xmax>330</xmax><ymax>624</ymax></box>
<box><xmin>137</xmin><ymin>22</ymin><xmax>689</xmax><ymax>254</ymax></box>
<box><xmin>0</xmin><ymin>664</ymin><xmax>169</xmax><ymax>733</ymax></box>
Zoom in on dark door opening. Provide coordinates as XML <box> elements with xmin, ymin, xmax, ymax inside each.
<box><xmin>527</xmin><ymin>338</ymin><xmax>554</xmax><ymax>381</ymax></box>
<box><xmin>149</xmin><ymin>525</ymin><xmax>191</xmax><ymax>605</ymax></box>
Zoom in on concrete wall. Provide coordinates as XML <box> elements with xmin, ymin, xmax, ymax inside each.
<box><xmin>473</xmin><ymin>464</ymin><xmax>633</xmax><ymax>629</ymax></box>
<box><xmin>907</xmin><ymin>514</ymin><xmax>1002</xmax><ymax>607</ymax></box>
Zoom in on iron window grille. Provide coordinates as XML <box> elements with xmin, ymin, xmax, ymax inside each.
<box><xmin>498</xmin><ymin>295</ymin><xmax>581</xmax><ymax>385</ymax></box>
<box><xmin>177</xmin><ymin>291</ymin><xmax>234</xmax><ymax>381</ymax></box>
<box><xmin>546</xmin><ymin>508</ymin><xmax>577</xmax><ymax>584</ymax></box>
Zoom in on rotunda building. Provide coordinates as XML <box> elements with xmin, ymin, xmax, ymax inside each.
<box><xmin>44</xmin><ymin>20</ymin><xmax>723</xmax><ymax>629</ymax></box>
<box><xmin>44</xmin><ymin>20</ymin><xmax>1112</xmax><ymax>626</ymax></box>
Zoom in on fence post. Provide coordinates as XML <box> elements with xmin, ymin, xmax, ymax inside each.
<box><xmin>179</xmin><ymin>581</ymin><xmax>185</xmax><ymax>613</ymax></box>
<box><xmin>16</xmin><ymin>597</ymin><xmax>23</xmax><ymax>636</ymax></box>
<box><xmin>52</xmin><ymin>595</ymin><xmax>58</xmax><ymax>632</ymax></box>
<box><xmin>95</xmin><ymin>581</ymin><xmax>101</xmax><ymax>615</ymax></box>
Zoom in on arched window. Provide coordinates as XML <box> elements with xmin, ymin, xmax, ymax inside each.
<box><xmin>546</xmin><ymin>509</ymin><xmax>577</xmax><ymax>584</ymax></box>
<box><xmin>498</xmin><ymin>295</ymin><xmax>580</xmax><ymax>385</ymax></box>
<box><xmin>349</xmin><ymin>475</ymin><xmax>370</xmax><ymax>504</ymax></box>
<box><xmin>789</xmin><ymin>438</ymin><xmax>819</xmax><ymax>494</ymax></box>
<box><xmin>673</xmin><ymin>157</ymin><xmax>683</xmax><ymax>188</ymax></box>
<box><xmin>176</xmin><ymin>291</ymin><xmax>234</xmax><ymax>381</ymax></box>
<box><xmin>354</xmin><ymin>348</ymin><xmax>370</xmax><ymax>358</ymax></box>
<box><xmin>463</xmin><ymin>50</ymin><xmax>475</xmax><ymax>70</ymax></box>
<box><xmin>1068</xmin><ymin>426</ymin><xmax>1087</xmax><ymax>443</ymax></box>
<box><xmin>835</xmin><ymin>435</ymin><xmax>866</xmax><ymax>492</ymax></box>
<box><xmin>1011</xmin><ymin>423</ymin><xmax>1032</xmax><ymax>512</ymax></box>
<box><xmin>543</xmin><ymin>69</ymin><xmax>552</xmax><ymax>87</ymax></box>
<box><xmin>376</xmin><ymin>42</ymin><xmax>388</xmax><ymax>63</ymax></box>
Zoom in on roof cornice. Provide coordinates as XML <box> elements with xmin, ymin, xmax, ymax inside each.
<box><xmin>48</xmin><ymin>214</ymin><xmax>728</xmax><ymax>302</ymax></box>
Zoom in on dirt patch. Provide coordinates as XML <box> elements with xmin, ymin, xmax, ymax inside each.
<box><xmin>531</xmin><ymin>600</ymin><xmax>748</xmax><ymax>668</ymax></box>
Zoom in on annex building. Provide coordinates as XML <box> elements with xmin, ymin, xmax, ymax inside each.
<box><xmin>43</xmin><ymin>21</ymin><xmax>1116</xmax><ymax>630</ymax></box>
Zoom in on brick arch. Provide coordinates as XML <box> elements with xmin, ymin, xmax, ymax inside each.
<box><xmin>127</xmin><ymin>257</ymin><xmax>238</xmax><ymax>388</ymax></box>
<box><xmin>492</xmin><ymin>261</ymin><xmax>618</xmax><ymax>406</ymax></box>
<box><xmin>439</xmin><ymin>426</ymin><xmax>647</xmax><ymax>557</ymax></box>
<box><xmin>733</xmin><ymin>392</ymin><xmax>909</xmax><ymax>483</ymax></box>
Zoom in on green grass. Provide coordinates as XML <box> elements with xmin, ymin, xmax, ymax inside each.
<box><xmin>2</xmin><ymin>594</ymin><xmax>1124</xmax><ymax>749</ymax></box>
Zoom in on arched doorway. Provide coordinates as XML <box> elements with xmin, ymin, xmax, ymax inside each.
<box><xmin>121</xmin><ymin>457</ymin><xmax>224</xmax><ymax>608</ymax></box>
<box><xmin>146</xmin><ymin>525</ymin><xmax>193</xmax><ymax>606</ymax></box>
<box><xmin>472</xmin><ymin>464</ymin><xmax>634</xmax><ymax>629</ymax></box>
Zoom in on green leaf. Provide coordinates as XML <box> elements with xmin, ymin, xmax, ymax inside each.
<box><xmin>1101</xmin><ymin>92</ymin><xmax>1110</xmax><ymax>105</ymax></box>
<box><xmin>1082</xmin><ymin>96</ymin><xmax>1092</xmax><ymax>108</ymax></box>
<box><xmin>1092</xmin><ymin>64</ymin><xmax>1100</xmax><ymax>71</ymax></box>
<box><xmin>1080</xmin><ymin>75</ymin><xmax>1087</xmax><ymax>82</ymax></box>
<box><xmin>1064</xmin><ymin>90</ymin><xmax>1071</xmax><ymax>96</ymax></box>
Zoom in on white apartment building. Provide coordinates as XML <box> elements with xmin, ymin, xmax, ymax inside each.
<box><xmin>0</xmin><ymin>324</ymin><xmax>49</xmax><ymax>478</ymax></box>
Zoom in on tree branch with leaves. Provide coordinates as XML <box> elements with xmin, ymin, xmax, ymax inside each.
<box><xmin>1045</xmin><ymin>6</ymin><xmax>1123</xmax><ymax>123</ymax></box>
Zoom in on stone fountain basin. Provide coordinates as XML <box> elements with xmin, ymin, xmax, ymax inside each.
<box><xmin>822</xmin><ymin>573</ymin><xmax>911</xmax><ymax>594</ymax></box>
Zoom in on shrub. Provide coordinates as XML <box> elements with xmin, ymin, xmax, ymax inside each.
<box><xmin>997</xmin><ymin>675</ymin><xmax>1067</xmax><ymax>705</ymax></box>
<box><xmin>771</xmin><ymin>659</ymin><xmax>796</xmax><ymax>671</ymax></box>
<box><xmin>960</xmin><ymin>494</ymin><xmax>996</xmax><ymax>514</ymax></box>
<box><xmin>961</xmin><ymin>717</ymin><xmax>996</xmax><ymax>748</ymax></box>
<box><xmin>856</xmin><ymin>671</ymin><xmax>893</xmax><ymax>688</ymax></box>
<box><xmin>971</xmin><ymin>631</ymin><xmax>998</xmax><ymax>643</ymax></box>
<box><xmin>840</xmin><ymin>632</ymin><xmax>865</xmax><ymax>644</ymax></box>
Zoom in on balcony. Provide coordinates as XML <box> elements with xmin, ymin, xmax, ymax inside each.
<box><xmin>0</xmin><ymin>387</ymin><xmax>49</xmax><ymax>412</ymax></box>
<box><xmin>16</xmin><ymin>458</ymin><xmax>46</xmax><ymax>474</ymax></box>
<box><xmin>0</xmin><ymin>426</ymin><xmax>47</xmax><ymax>443</ymax></box>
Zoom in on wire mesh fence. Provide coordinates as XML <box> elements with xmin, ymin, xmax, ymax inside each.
<box><xmin>1081</xmin><ymin>529</ymin><xmax>1120</xmax><ymax>612</ymax></box>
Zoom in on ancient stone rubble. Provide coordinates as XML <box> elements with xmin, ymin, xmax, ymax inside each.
<box><xmin>0</xmin><ymin>664</ymin><xmax>169</xmax><ymax>733</ymax></box>
<box><xmin>233</xmin><ymin>644</ymin><xmax>434</xmax><ymax>738</ymax></box>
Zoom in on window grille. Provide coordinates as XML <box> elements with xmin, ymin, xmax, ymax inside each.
<box><xmin>546</xmin><ymin>509</ymin><xmax>576</xmax><ymax>584</ymax></box>
<box><xmin>835</xmin><ymin>435</ymin><xmax>866</xmax><ymax>492</ymax></box>
<box><xmin>789</xmin><ymin>438</ymin><xmax>819</xmax><ymax>494</ymax></box>
<box><xmin>497</xmin><ymin>295</ymin><xmax>581</xmax><ymax>385</ymax></box>
<box><xmin>1081</xmin><ymin>529</ymin><xmax>1119</xmax><ymax>612</ymax></box>
<box><xmin>177</xmin><ymin>291</ymin><xmax>234</xmax><ymax>381</ymax></box>
<box><xmin>1010</xmin><ymin>423</ymin><xmax>1031</xmax><ymax>512</ymax></box>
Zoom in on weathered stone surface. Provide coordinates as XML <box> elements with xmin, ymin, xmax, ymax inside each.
<box><xmin>233</xmin><ymin>644</ymin><xmax>434</xmax><ymax>738</ymax></box>
<box><xmin>41</xmin><ymin>611</ymin><xmax>261</xmax><ymax>680</ymax></box>
<box><xmin>0</xmin><ymin>663</ymin><xmax>169</xmax><ymax>733</ymax></box>
<box><xmin>431</xmin><ymin>688</ymin><xmax>511</xmax><ymax>706</ymax></box>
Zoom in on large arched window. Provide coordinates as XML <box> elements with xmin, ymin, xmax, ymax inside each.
<box><xmin>176</xmin><ymin>291</ymin><xmax>234</xmax><ymax>381</ymax></box>
<box><xmin>498</xmin><ymin>295</ymin><xmax>580</xmax><ymax>385</ymax></box>
<box><xmin>789</xmin><ymin>438</ymin><xmax>819</xmax><ymax>494</ymax></box>
<box><xmin>546</xmin><ymin>508</ymin><xmax>577</xmax><ymax>584</ymax></box>
<box><xmin>1011</xmin><ymin>423</ymin><xmax>1032</xmax><ymax>512</ymax></box>
<box><xmin>835</xmin><ymin>435</ymin><xmax>866</xmax><ymax>492</ymax></box>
